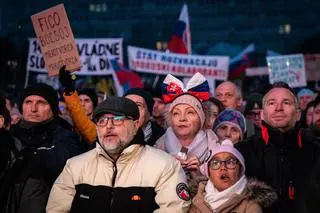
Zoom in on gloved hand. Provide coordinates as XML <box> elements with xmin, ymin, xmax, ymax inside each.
<box><xmin>59</xmin><ymin>65</ymin><xmax>75</xmax><ymax>95</ymax></box>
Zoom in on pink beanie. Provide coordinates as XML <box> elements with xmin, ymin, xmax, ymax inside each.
<box><xmin>200</xmin><ymin>139</ymin><xmax>245</xmax><ymax>177</ymax></box>
<box><xmin>169</xmin><ymin>94</ymin><xmax>205</xmax><ymax>127</ymax></box>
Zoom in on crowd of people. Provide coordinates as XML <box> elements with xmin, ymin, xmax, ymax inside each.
<box><xmin>0</xmin><ymin>68</ymin><xmax>320</xmax><ymax>213</ymax></box>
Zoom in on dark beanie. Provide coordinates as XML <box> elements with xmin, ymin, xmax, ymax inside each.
<box><xmin>79</xmin><ymin>88</ymin><xmax>98</xmax><ymax>108</ymax></box>
<box><xmin>124</xmin><ymin>88</ymin><xmax>154</xmax><ymax>114</ymax></box>
<box><xmin>93</xmin><ymin>96</ymin><xmax>139</xmax><ymax>120</ymax></box>
<box><xmin>244</xmin><ymin>93</ymin><xmax>263</xmax><ymax>115</ymax></box>
<box><xmin>20</xmin><ymin>83</ymin><xmax>60</xmax><ymax>116</ymax></box>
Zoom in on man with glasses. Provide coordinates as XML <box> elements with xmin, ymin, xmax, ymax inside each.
<box><xmin>47</xmin><ymin>97</ymin><xmax>191</xmax><ymax>213</ymax></box>
<box><xmin>236</xmin><ymin>82</ymin><xmax>320</xmax><ymax>213</ymax></box>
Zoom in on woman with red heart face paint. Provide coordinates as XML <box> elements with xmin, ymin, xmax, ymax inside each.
<box><xmin>189</xmin><ymin>140</ymin><xmax>277</xmax><ymax>213</ymax></box>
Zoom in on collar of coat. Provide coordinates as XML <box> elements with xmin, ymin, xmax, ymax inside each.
<box><xmin>260</xmin><ymin>120</ymin><xmax>302</xmax><ymax>148</ymax></box>
<box><xmin>192</xmin><ymin>179</ymin><xmax>277</xmax><ymax>212</ymax></box>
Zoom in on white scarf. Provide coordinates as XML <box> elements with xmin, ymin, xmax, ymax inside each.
<box><xmin>204</xmin><ymin>175</ymin><xmax>248</xmax><ymax>211</ymax></box>
<box><xmin>164</xmin><ymin>127</ymin><xmax>209</xmax><ymax>162</ymax></box>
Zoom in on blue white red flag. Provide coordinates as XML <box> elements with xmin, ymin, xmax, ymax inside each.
<box><xmin>229</xmin><ymin>44</ymin><xmax>256</xmax><ymax>79</ymax></box>
<box><xmin>110</xmin><ymin>59</ymin><xmax>143</xmax><ymax>96</ymax></box>
<box><xmin>168</xmin><ymin>3</ymin><xmax>191</xmax><ymax>54</ymax></box>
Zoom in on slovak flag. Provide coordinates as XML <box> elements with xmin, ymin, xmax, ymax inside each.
<box><xmin>228</xmin><ymin>44</ymin><xmax>256</xmax><ymax>79</ymax></box>
<box><xmin>110</xmin><ymin>58</ymin><xmax>143</xmax><ymax>96</ymax></box>
<box><xmin>168</xmin><ymin>3</ymin><xmax>191</xmax><ymax>54</ymax></box>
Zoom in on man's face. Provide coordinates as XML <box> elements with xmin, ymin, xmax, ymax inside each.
<box><xmin>96</xmin><ymin>113</ymin><xmax>139</xmax><ymax>156</ymax></box>
<box><xmin>125</xmin><ymin>95</ymin><xmax>150</xmax><ymax>128</ymax></box>
<box><xmin>215</xmin><ymin>82</ymin><xmax>242</xmax><ymax>109</ymax></box>
<box><xmin>299</xmin><ymin>95</ymin><xmax>314</xmax><ymax>111</ymax></box>
<box><xmin>262</xmin><ymin>88</ymin><xmax>300</xmax><ymax>132</ymax></box>
<box><xmin>22</xmin><ymin>95</ymin><xmax>53</xmax><ymax>122</ymax></box>
<box><xmin>80</xmin><ymin>94</ymin><xmax>94</xmax><ymax>117</ymax></box>
<box><xmin>246</xmin><ymin>109</ymin><xmax>262</xmax><ymax>127</ymax></box>
<box><xmin>312</xmin><ymin>104</ymin><xmax>320</xmax><ymax>129</ymax></box>
<box><xmin>152</xmin><ymin>97</ymin><xmax>165</xmax><ymax>117</ymax></box>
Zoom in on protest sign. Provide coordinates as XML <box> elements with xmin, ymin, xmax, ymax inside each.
<box><xmin>267</xmin><ymin>54</ymin><xmax>306</xmax><ymax>88</ymax></box>
<box><xmin>304</xmin><ymin>54</ymin><xmax>320</xmax><ymax>81</ymax></box>
<box><xmin>27</xmin><ymin>38</ymin><xmax>123</xmax><ymax>75</ymax></box>
<box><xmin>31</xmin><ymin>4</ymin><xmax>81</xmax><ymax>76</ymax></box>
<box><xmin>128</xmin><ymin>46</ymin><xmax>229</xmax><ymax>80</ymax></box>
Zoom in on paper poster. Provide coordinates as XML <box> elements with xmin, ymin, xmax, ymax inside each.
<box><xmin>128</xmin><ymin>46</ymin><xmax>229</xmax><ymax>80</ymax></box>
<box><xmin>31</xmin><ymin>4</ymin><xmax>81</xmax><ymax>76</ymax></box>
<box><xmin>267</xmin><ymin>54</ymin><xmax>306</xmax><ymax>88</ymax></box>
<box><xmin>27</xmin><ymin>38</ymin><xmax>123</xmax><ymax>75</ymax></box>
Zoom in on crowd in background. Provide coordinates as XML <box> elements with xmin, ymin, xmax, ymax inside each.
<box><xmin>0</xmin><ymin>69</ymin><xmax>320</xmax><ymax>213</ymax></box>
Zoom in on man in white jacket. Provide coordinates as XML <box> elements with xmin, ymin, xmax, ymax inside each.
<box><xmin>46</xmin><ymin>96</ymin><xmax>191</xmax><ymax>213</ymax></box>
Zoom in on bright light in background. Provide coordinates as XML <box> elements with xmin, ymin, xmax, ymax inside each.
<box><xmin>89</xmin><ymin>4</ymin><xmax>107</xmax><ymax>12</ymax></box>
<box><xmin>279</xmin><ymin>24</ymin><xmax>291</xmax><ymax>35</ymax></box>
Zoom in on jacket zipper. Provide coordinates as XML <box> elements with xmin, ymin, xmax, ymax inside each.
<box><xmin>110</xmin><ymin>161</ymin><xmax>118</xmax><ymax>212</ymax></box>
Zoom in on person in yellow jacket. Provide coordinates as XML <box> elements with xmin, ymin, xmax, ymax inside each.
<box><xmin>46</xmin><ymin>97</ymin><xmax>191</xmax><ymax>212</ymax></box>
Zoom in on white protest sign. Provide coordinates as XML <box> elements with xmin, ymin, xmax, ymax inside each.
<box><xmin>27</xmin><ymin>38</ymin><xmax>123</xmax><ymax>75</ymax></box>
<box><xmin>267</xmin><ymin>54</ymin><xmax>306</xmax><ymax>88</ymax></box>
<box><xmin>128</xmin><ymin>46</ymin><xmax>229</xmax><ymax>80</ymax></box>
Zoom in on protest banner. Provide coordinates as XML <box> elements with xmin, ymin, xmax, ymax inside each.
<box><xmin>267</xmin><ymin>54</ymin><xmax>306</xmax><ymax>88</ymax></box>
<box><xmin>304</xmin><ymin>54</ymin><xmax>320</xmax><ymax>81</ymax></box>
<box><xmin>128</xmin><ymin>46</ymin><xmax>229</xmax><ymax>80</ymax></box>
<box><xmin>31</xmin><ymin>4</ymin><xmax>81</xmax><ymax>76</ymax></box>
<box><xmin>27</xmin><ymin>38</ymin><xmax>123</xmax><ymax>75</ymax></box>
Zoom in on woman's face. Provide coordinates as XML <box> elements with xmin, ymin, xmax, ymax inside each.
<box><xmin>170</xmin><ymin>104</ymin><xmax>201</xmax><ymax>140</ymax></box>
<box><xmin>209</xmin><ymin>152</ymin><xmax>241</xmax><ymax>192</ymax></box>
<box><xmin>306</xmin><ymin>106</ymin><xmax>314</xmax><ymax>127</ymax></box>
<box><xmin>204</xmin><ymin>104</ymin><xmax>219</xmax><ymax>129</ymax></box>
<box><xmin>216</xmin><ymin>123</ymin><xmax>242</xmax><ymax>144</ymax></box>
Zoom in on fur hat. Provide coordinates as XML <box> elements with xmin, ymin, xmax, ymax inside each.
<box><xmin>213</xmin><ymin>109</ymin><xmax>246</xmax><ymax>140</ymax></box>
<box><xmin>20</xmin><ymin>83</ymin><xmax>60</xmax><ymax>116</ymax></box>
<box><xmin>124</xmin><ymin>88</ymin><xmax>154</xmax><ymax>115</ymax></box>
<box><xmin>169</xmin><ymin>94</ymin><xmax>205</xmax><ymax>127</ymax></box>
<box><xmin>200</xmin><ymin>139</ymin><xmax>245</xmax><ymax>178</ymax></box>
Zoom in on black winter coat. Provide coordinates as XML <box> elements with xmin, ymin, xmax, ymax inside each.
<box><xmin>0</xmin><ymin>118</ymin><xmax>86</xmax><ymax>213</ymax></box>
<box><xmin>236</xmin><ymin>121</ymin><xmax>320</xmax><ymax>213</ymax></box>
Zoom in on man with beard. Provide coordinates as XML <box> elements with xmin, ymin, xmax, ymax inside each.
<box><xmin>236</xmin><ymin>82</ymin><xmax>320</xmax><ymax>213</ymax></box>
<box><xmin>46</xmin><ymin>97</ymin><xmax>190</xmax><ymax>213</ymax></box>
<box><xmin>0</xmin><ymin>83</ymin><xmax>85</xmax><ymax>213</ymax></box>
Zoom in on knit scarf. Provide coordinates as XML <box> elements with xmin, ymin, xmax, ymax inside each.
<box><xmin>164</xmin><ymin>127</ymin><xmax>209</xmax><ymax>163</ymax></box>
<box><xmin>143</xmin><ymin>121</ymin><xmax>152</xmax><ymax>142</ymax></box>
<box><xmin>204</xmin><ymin>175</ymin><xmax>247</xmax><ymax>211</ymax></box>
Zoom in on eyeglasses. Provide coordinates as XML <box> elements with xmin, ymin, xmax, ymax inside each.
<box><xmin>96</xmin><ymin>115</ymin><xmax>132</xmax><ymax>127</ymax></box>
<box><xmin>209</xmin><ymin>158</ymin><xmax>238</xmax><ymax>170</ymax></box>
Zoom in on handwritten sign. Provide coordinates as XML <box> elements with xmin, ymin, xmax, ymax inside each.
<box><xmin>31</xmin><ymin>4</ymin><xmax>81</xmax><ymax>76</ymax></box>
<box><xmin>128</xmin><ymin>46</ymin><xmax>229</xmax><ymax>80</ymax></box>
<box><xmin>267</xmin><ymin>54</ymin><xmax>306</xmax><ymax>88</ymax></box>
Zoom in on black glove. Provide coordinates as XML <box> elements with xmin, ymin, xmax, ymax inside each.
<box><xmin>59</xmin><ymin>65</ymin><xmax>75</xmax><ymax>95</ymax></box>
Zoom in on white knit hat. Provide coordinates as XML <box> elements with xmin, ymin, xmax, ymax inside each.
<box><xmin>169</xmin><ymin>94</ymin><xmax>205</xmax><ymax>127</ymax></box>
<box><xmin>200</xmin><ymin>139</ymin><xmax>245</xmax><ymax>177</ymax></box>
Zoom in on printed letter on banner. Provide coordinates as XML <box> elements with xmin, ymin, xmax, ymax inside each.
<box><xmin>31</xmin><ymin>4</ymin><xmax>81</xmax><ymax>76</ymax></box>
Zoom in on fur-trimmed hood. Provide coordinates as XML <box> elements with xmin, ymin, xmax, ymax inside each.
<box><xmin>242</xmin><ymin>178</ymin><xmax>277</xmax><ymax>208</ymax></box>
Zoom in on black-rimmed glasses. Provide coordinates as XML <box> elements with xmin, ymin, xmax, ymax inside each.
<box><xmin>96</xmin><ymin>116</ymin><xmax>132</xmax><ymax>127</ymax></box>
<box><xmin>209</xmin><ymin>158</ymin><xmax>238</xmax><ymax>170</ymax></box>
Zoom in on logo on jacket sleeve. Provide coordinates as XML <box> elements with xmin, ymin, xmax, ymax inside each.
<box><xmin>176</xmin><ymin>183</ymin><xmax>191</xmax><ymax>201</ymax></box>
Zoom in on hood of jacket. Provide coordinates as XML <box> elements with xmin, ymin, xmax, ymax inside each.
<box><xmin>242</xmin><ymin>178</ymin><xmax>277</xmax><ymax>209</ymax></box>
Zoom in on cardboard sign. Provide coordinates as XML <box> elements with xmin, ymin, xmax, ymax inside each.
<box><xmin>267</xmin><ymin>54</ymin><xmax>306</xmax><ymax>88</ymax></box>
<box><xmin>31</xmin><ymin>4</ymin><xmax>81</xmax><ymax>76</ymax></box>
